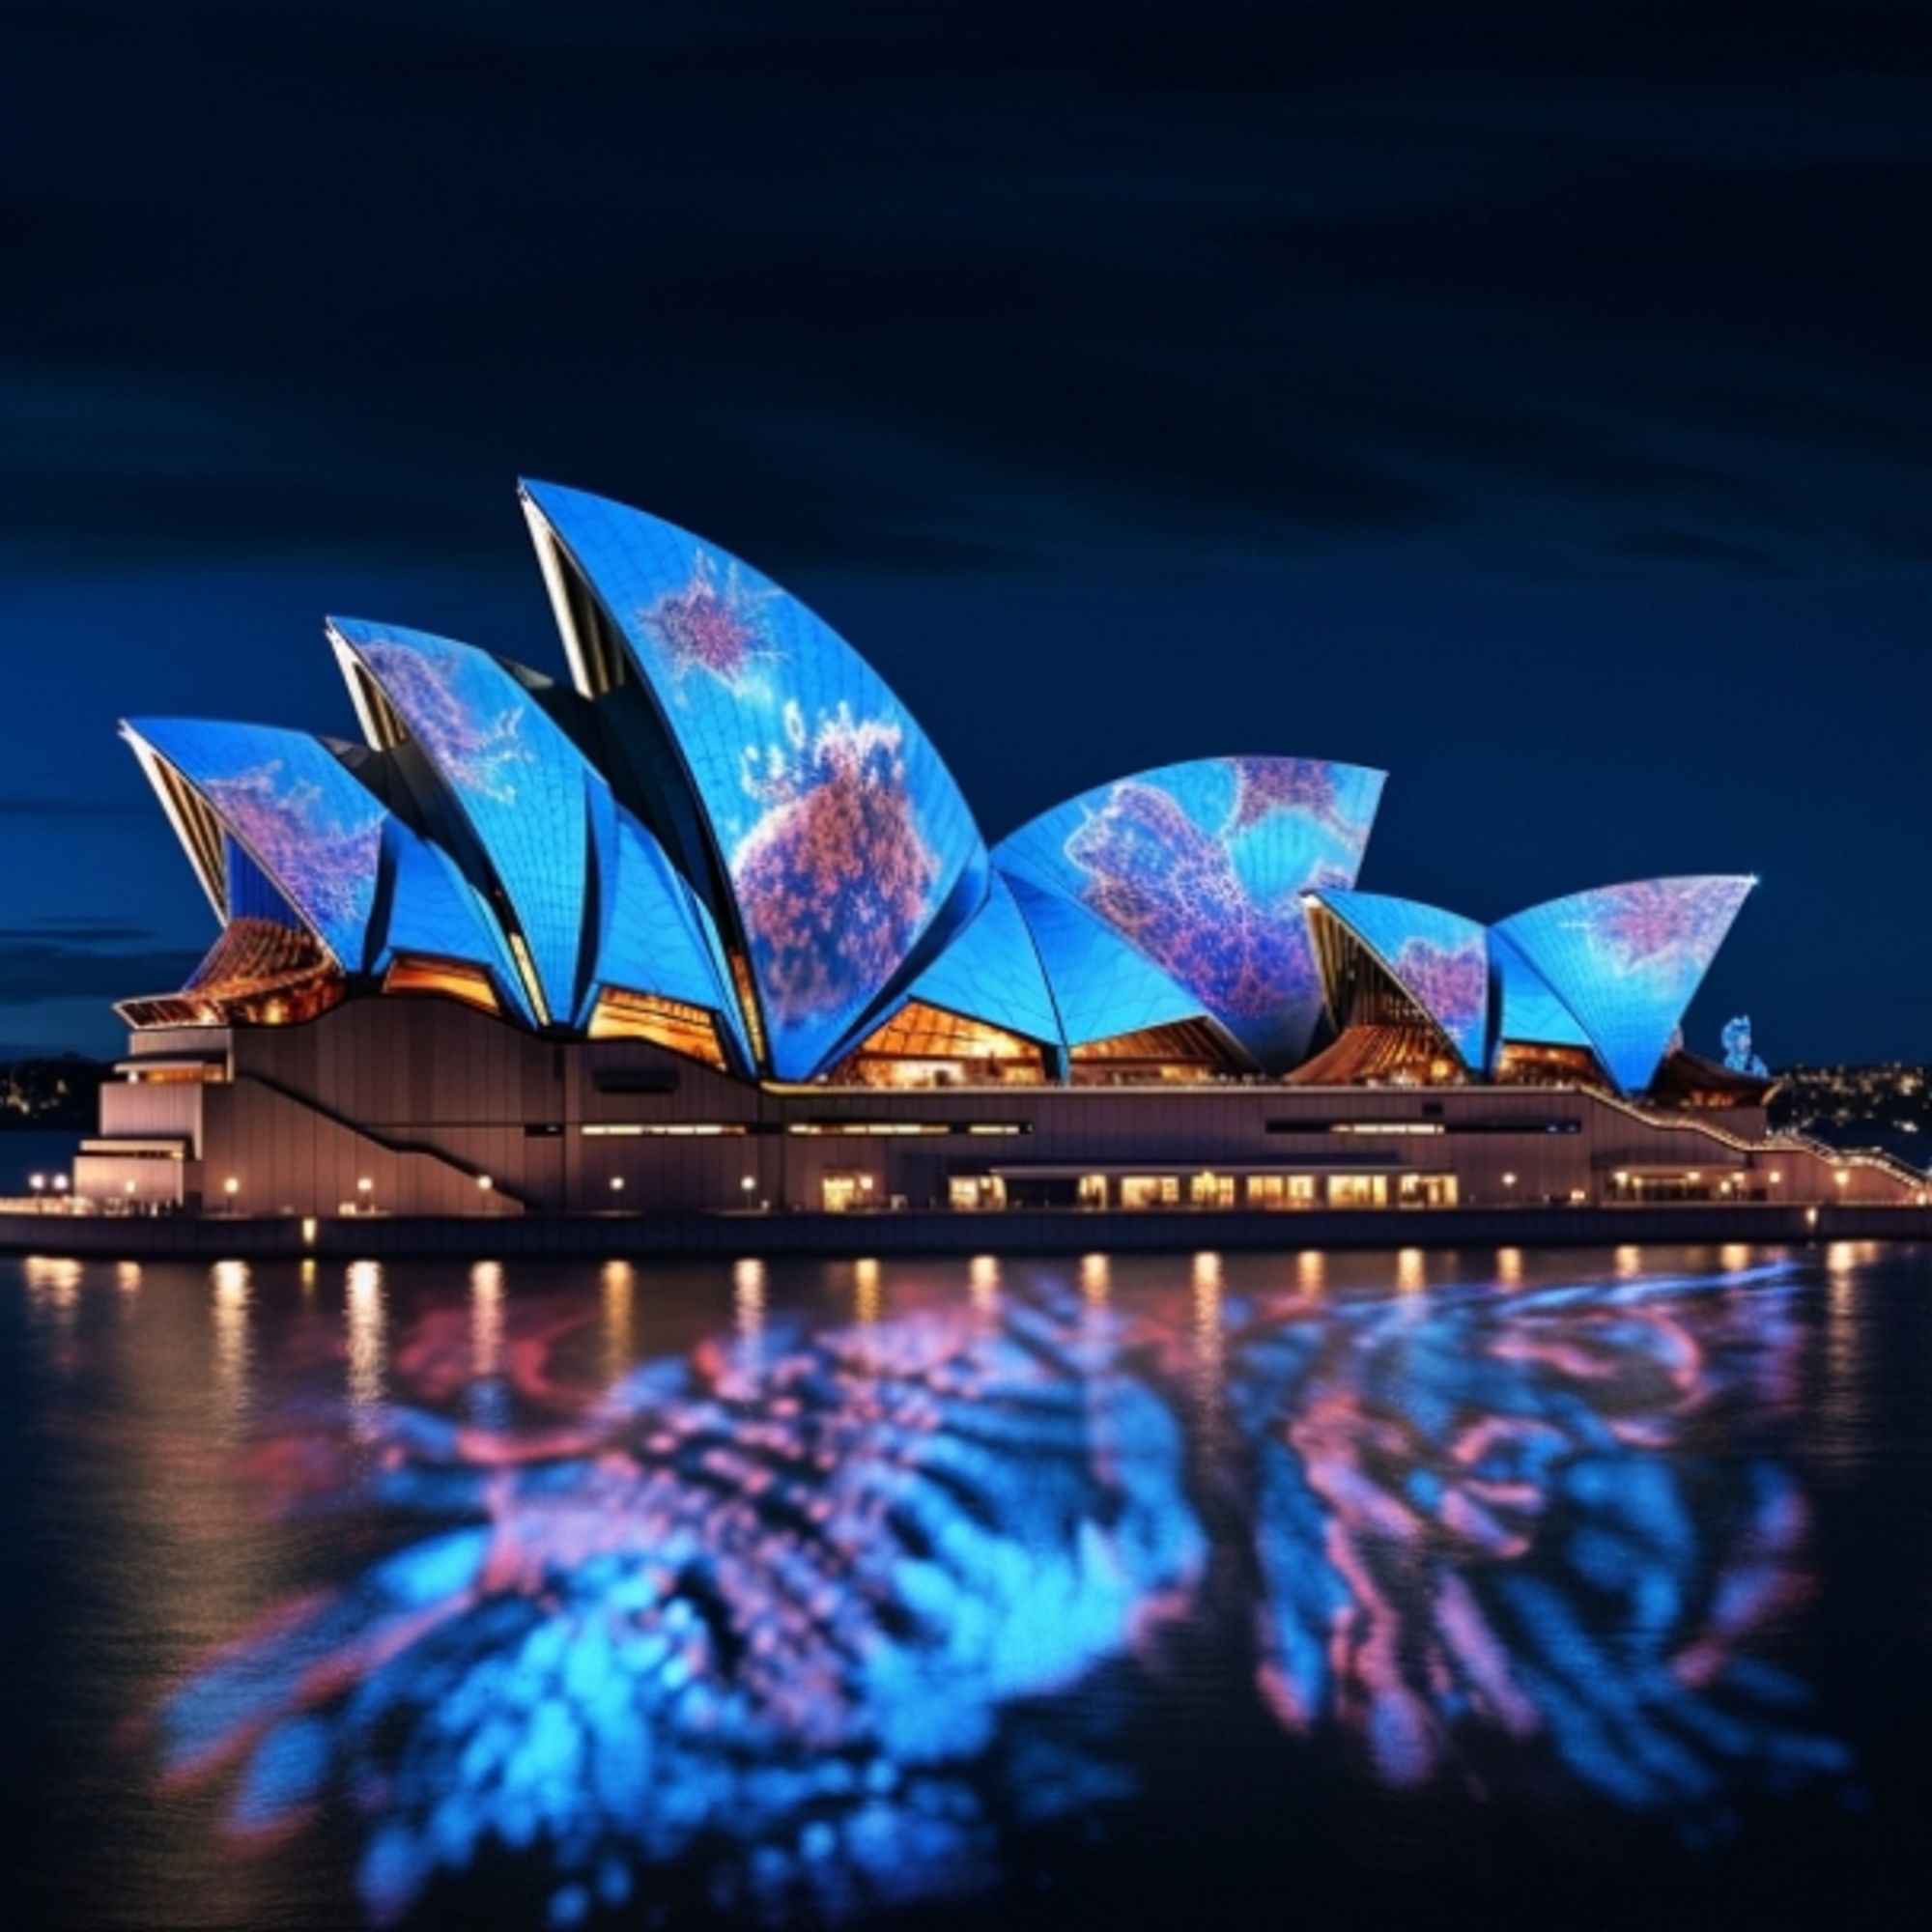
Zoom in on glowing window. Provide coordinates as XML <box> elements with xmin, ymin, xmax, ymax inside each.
<box><xmin>587</xmin><ymin>989</ymin><xmax>726</xmax><ymax>1069</ymax></box>
<box><xmin>384</xmin><ymin>955</ymin><xmax>503</xmax><ymax>1016</ymax></box>
<box><xmin>831</xmin><ymin>1001</ymin><xmax>1048</xmax><ymax>1088</ymax></box>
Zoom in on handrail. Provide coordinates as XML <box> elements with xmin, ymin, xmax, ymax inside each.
<box><xmin>1586</xmin><ymin>1086</ymin><xmax>1929</xmax><ymax>1192</ymax></box>
<box><xmin>231</xmin><ymin>1070</ymin><xmax>529</xmax><ymax>1209</ymax></box>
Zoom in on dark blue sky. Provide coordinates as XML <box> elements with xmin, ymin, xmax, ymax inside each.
<box><xmin>3</xmin><ymin>2</ymin><xmax>1928</xmax><ymax>1062</ymax></box>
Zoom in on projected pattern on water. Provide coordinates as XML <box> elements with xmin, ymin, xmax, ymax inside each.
<box><xmin>159</xmin><ymin>1262</ymin><xmax>1845</xmax><ymax>1927</ymax></box>
<box><xmin>996</xmin><ymin>758</ymin><xmax>1384</xmax><ymax>1068</ymax></box>
<box><xmin>161</xmin><ymin>1289</ymin><xmax>1204</xmax><ymax>1924</ymax></box>
<box><xmin>1230</xmin><ymin>1266</ymin><xmax>1838</xmax><ymax>1808</ymax></box>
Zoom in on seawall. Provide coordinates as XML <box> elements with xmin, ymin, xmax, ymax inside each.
<box><xmin>5</xmin><ymin>1202</ymin><xmax>1930</xmax><ymax>1263</ymax></box>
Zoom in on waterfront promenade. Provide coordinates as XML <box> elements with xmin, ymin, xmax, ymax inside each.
<box><xmin>5</xmin><ymin>1200</ymin><xmax>1929</xmax><ymax>1261</ymax></box>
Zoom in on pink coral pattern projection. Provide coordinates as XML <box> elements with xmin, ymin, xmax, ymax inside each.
<box><xmin>732</xmin><ymin>702</ymin><xmax>940</xmax><ymax>1029</ymax></box>
<box><xmin>1064</xmin><ymin>780</ymin><xmax>1339</xmax><ymax>1048</ymax></box>
<box><xmin>639</xmin><ymin>549</ymin><xmax>779</xmax><ymax>694</ymax></box>
<box><xmin>1235</xmin><ymin>1262</ymin><xmax>1835</xmax><ymax>1807</ymax></box>
<box><xmin>157</xmin><ymin>1282</ymin><xmax>1205</xmax><ymax>1925</ymax></box>
<box><xmin>996</xmin><ymin>757</ymin><xmax>1382</xmax><ymax>1067</ymax></box>
<box><xmin>198</xmin><ymin>762</ymin><xmax>384</xmax><ymax>955</ymax></box>
<box><xmin>154</xmin><ymin>1258</ymin><xmax>1846</xmax><ymax>1927</ymax></box>
<box><xmin>355</xmin><ymin>637</ymin><xmax>535</xmax><ymax>804</ymax></box>
<box><xmin>1593</xmin><ymin>876</ymin><xmax>1750</xmax><ymax>976</ymax></box>
<box><xmin>1228</xmin><ymin>755</ymin><xmax>1372</xmax><ymax>851</ymax></box>
<box><xmin>1391</xmin><ymin>934</ymin><xmax>1489</xmax><ymax>1047</ymax></box>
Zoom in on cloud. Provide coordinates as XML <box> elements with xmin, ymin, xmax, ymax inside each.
<box><xmin>0</xmin><ymin>918</ymin><xmax>160</xmax><ymax>942</ymax></box>
<box><xmin>0</xmin><ymin>2</ymin><xmax>1926</xmax><ymax>582</ymax></box>
<box><xmin>0</xmin><ymin>795</ymin><xmax>139</xmax><ymax>820</ymax></box>
<box><xmin>0</xmin><ymin>941</ymin><xmax>200</xmax><ymax>1007</ymax></box>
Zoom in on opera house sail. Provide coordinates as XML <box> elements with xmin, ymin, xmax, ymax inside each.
<box><xmin>72</xmin><ymin>478</ymin><xmax>1919</xmax><ymax>1222</ymax></box>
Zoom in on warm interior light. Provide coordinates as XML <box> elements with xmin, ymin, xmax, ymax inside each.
<box><xmin>384</xmin><ymin>955</ymin><xmax>502</xmax><ymax>1016</ymax></box>
<box><xmin>828</xmin><ymin>1001</ymin><xmax>1047</xmax><ymax>1088</ymax></box>
<box><xmin>587</xmin><ymin>988</ymin><xmax>725</xmax><ymax>1068</ymax></box>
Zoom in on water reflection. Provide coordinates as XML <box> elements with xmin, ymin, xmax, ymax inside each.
<box><xmin>599</xmin><ymin>1260</ymin><xmax>634</xmax><ymax>1384</ymax></box>
<box><xmin>853</xmin><ymin>1256</ymin><xmax>882</xmax><ymax>1323</ymax></box>
<box><xmin>23</xmin><ymin>1253</ymin><xmax>83</xmax><ymax>1366</ymax></box>
<box><xmin>734</xmin><ymin>1256</ymin><xmax>768</xmax><ymax>1350</ymax></box>
<box><xmin>1078</xmin><ymin>1253</ymin><xmax>1109</xmax><ymax>1304</ymax></box>
<box><xmin>1236</xmin><ymin>1261</ymin><xmax>1836</xmax><ymax>1809</ymax></box>
<box><xmin>469</xmin><ymin>1261</ymin><xmax>504</xmax><ymax>1380</ymax></box>
<box><xmin>211</xmin><ymin>1261</ymin><xmax>253</xmax><ymax>1428</ymax></box>
<box><xmin>968</xmin><ymin>1254</ymin><xmax>1000</xmax><ymax>1314</ymax></box>
<box><xmin>1190</xmin><ymin>1251</ymin><xmax>1224</xmax><ymax>1408</ymax></box>
<box><xmin>157</xmin><ymin>1255</ymin><xmax>1849</xmax><ymax>1927</ymax></box>
<box><xmin>344</xmin><ymin>1260</ymin><xmax>386</xmax><ymax>1425</ymax></box>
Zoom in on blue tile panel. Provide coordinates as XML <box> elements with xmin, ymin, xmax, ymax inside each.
<box><xmin>331</xmin><ymin>619</ymin><xmax>596</xmax><ymax>1025</ymax></box>
<box><xmin>903</xmin><ymin>869</ymin><xmax>1063</xmax><ymax>1047</ymax></box>
<box><xmin>587</xmin><ymin>790</ymin><xmax>749</xmax><ymax>1056</ymax></box>
<box><xmin>127</xmin><ymin>719</ymin><xmax>389</xmax><ymax>971</ymax></box>
<box><xmin>1001</xmin><ymin>871</ymin><xmax>1207</xmax><ymax>1048</ymax></box>
<box><xmin>1487</xmin><ymin>932</ymin><xmax>1594</xmax><ymax>1060</ymax></box>
<box><xmin>1492</xmin><ymin>877</ymin><xmax>1755</xmax><ymax>1094</ymax></box>
<box><xmin>1311</xmin><ymin>890</ymin><xmax>1491</xmax><ymax>1069</ymax></box>
<box><xmin>522</xmin><ymin>481</ymin><xmax>987</xmax><ymax>1081</ymax></box>
<box><xmin>222</xmin><ymin>836</ymin><xmax>301</xmax><ymax>927</ymax></box>
<box><xmin>381</xmin><ymin>828</ymin><xmax>537</xmax><ymax>1026</ymax></box>
<box><xmin>993</xmin><ymin>757</ymin><xmax>1385</xmax><ymax>1071</ymax></box>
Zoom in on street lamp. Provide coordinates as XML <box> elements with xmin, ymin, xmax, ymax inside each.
<box><xmin>224</xmin><ymin>1177</ymin><xmax>240</xmax><ymax>1213</ymax></box>
<box><xmin>610</xmin><ymin>1176</ymin><xmax>625</xmax><ymax>1199</ymax></box>
<box><xmin>356</xmin><ymin>1177</ymin><xmax>374</xmax><ymax>1214</ymax></box>
<box><xmin>29</xmin><ymin>1174</ymin><xmax>44</xmax><ymax>1212</ymax></box>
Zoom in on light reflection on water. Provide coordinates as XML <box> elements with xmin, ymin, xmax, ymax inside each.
<box><xmin>9</xmin><ymin>1243</ymin><xmax>1923</xmax><ymax>1931</ymax></box>
<box><xmin>345</xmin><ymin>1259</ymin><xmax>386</xmax><ymax>1425</ymax></box>
<box><xmin>210</xmin><ymin>1260</ymin><xmax>252</xmax><ymax>1431</ymax></box>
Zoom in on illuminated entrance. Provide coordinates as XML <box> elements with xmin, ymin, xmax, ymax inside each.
<box><xmin>820</xmin><ymin>1171</ymin><xmax>872</xmax><ymax>1212</ymax></box>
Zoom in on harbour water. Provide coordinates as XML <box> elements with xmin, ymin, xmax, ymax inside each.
<box><xmin>3</xmin><ymin>1242</ymin><xmax>1928</xmax><ymax>1929</ymax></box>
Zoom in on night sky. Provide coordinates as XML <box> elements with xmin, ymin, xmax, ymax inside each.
<box><xmin>3</xmin><ymin>2</ymin><xmax>1927</xmax><ymax>1062</ymax></box>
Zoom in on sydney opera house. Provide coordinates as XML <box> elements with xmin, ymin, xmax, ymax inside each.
<box><xmin>75</xmin><ymin>482</ymin><xmax>1922</xmax><ymax>1222</ymax></box>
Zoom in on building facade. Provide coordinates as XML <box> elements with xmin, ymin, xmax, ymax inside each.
<box><xmin>75</xmin><ymin>479</ymin><xmax>1927</xmax><ymax>1220</ymax></box>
